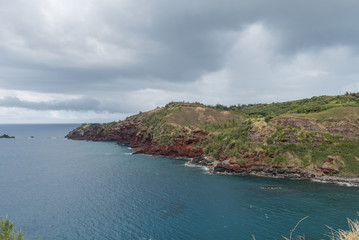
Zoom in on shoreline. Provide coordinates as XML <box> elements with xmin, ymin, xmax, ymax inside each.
<box><xmin>185</xmin><ymin>156</ymin><xmax>359</xmax><ymax>187</ymax></box>
<box><xmin>127</xmin><ymin>146</ymin><xmax>359</xmax><ymax>187</ymax></box>
<box><xmin>311</xmin><ymin>176</ymin><xmax>359</xmax><ymax>187</ymax></box>
<box><xmin>68</xmin><ymin>137</ymin><xmax>359</xmax><ymax>187</ymax></box>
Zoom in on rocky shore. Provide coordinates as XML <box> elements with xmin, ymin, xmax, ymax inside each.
<box><xmin>186</xmin><ymin>156</ymin><xmax>359</xmax><ymax>187</ymax></box>
<box><xmin>67</xmin><ymin>122</ymin><xmax>359</xmax><ymax>187</ymax></box>
<box><xmin>312</xmin><ymin>176</ymin><xmax>359</xmax><ymax>186</ymax></box>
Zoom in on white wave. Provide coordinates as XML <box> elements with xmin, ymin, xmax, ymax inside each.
<box><xmin>176</xmin><ymin>157</ymin><xmax>192</xmax><ymax>160</ymax></box>
<box><xmin>184</xmin><ymin>162</ymin><xmax>210</xmax><ymax>173</ymax></box>
<box><xmin>336</xmin><ymin>182</ymin><xmax>358</xmax><ymax>187</ymax></box>
<box><xmin>311</xmin><ymin>179</ymin><xmax>358</xmax><ymax>187</ymax></box>
<box><xmin>311</xmin><ymin>179</ymin><xmax>328</xmax><ymax>183</ymax></box>
<box><xmin>184</xmin><ymin>162</ymin><xmax>195</xmax><ymax>167</ymax></box>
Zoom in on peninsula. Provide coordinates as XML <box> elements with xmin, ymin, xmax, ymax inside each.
<box><xmin>66</xmin><ymin>94</ymin><xmax>359</xmax><ymax>185</ymax></box>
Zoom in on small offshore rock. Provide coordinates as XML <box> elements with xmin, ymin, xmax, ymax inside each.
<box><xmin>261</xmin><ymin>186</ymin><xmax>282</xmax><ymax>190</ymax></box>
<box><xmin>0</xmin><ymin>134</ymin><xmax>15</xmax><ymax>138</ymax></box>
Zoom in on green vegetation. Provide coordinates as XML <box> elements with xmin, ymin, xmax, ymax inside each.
<box><xmin>138</xmin><ymin>94</ymin><xmax>359</xmax><ymax>175</ymax></box>
<box><xmin>139</xmin><ymin>101</ymin><xmax>240</xmax><ymax>145</ymax></box>
<box><xmin>202</xmin><ymin>119</ymin><xmax>254</xmax><ymax>159</ymax></box>
<box><xmin>199</xmin><ymin>113</ymin><xmax>359</xmax><ymax>175</ymax></box>
<box><xmin>103</xmin><ymin>121</ymin><xmax>119</xmax><ymax>129</ymax></box>
<box><xmin>142</xmin><ymin>104</ymin><xmax>182</xmax><ymax>127</ymax></box>
<box><xmin>210</xmin><ymin>94</ymin><xmax>359</xmax><ymax>117</ymax></box>
<box><xmin>1</xmin><ymin>216</ymin><xmax>23</xmax><ymax>240</ymax></box>
<box><xmin>0</xmin><ymin>217</ymin><xmax>44</xmax><ymax>240</ymax></box>
<box><xmin>292</xmin><ymin>106</ymin><xmax>359</xmax><ymax>124</ymax></box>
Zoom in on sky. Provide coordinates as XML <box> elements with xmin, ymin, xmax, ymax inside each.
<box><xmin>1</xmin><ymin>0</ymin><xmax>359</xmax><ymax>123</ymax></box>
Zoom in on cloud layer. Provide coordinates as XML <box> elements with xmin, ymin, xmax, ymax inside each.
<box><xmin>1</xmin><ymin>0</ymin><xmax>359</xmax><ymax>122</ymax></box>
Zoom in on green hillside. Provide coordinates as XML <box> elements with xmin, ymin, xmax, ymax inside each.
<box><xmin>211</xmin><ymin>93</ymin><xmax>359</xmax><ymax>117</ymax></box>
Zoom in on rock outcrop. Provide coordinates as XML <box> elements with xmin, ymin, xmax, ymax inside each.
<box><xmin>66</xmin><ymin>124</ymin><xmax>121</xmax><ymax>141</ymax></box>
<box><xmin>270</xmin><ymin>117</ymin><xmax>323</xmax><ymax>131</ymax></box>
<box><xmin>66</xmin><ymin>118</ymin><xmax>209</xmax><ymax>159</ymax></box>
<box><xmin>213</xmin><ymin>163</ymin><xmax>317</xmax><ymax>179</ymax></box>
<box><xmin>0</xmin><ymin>134</ymin><xmax>15</xmax><ymax>138</ymax></box>
<box><xmin>271</xmin><ymin>116</ymin><xmax>359</xmax><ymax>137</ymax></box>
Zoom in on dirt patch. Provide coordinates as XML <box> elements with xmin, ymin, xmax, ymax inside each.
<box><xmin>247</xmin><ymin>120</ymin><xmax>275</xmax><ymax>143</ymax></box>
<box><xmin>271</xmin><ymin>116</ymin><xmax>359</xmax><ymax>137</ymax></box>
<box><xmin>166</xmin><ymin>106</ymin><xmax>241</xmax><ymax>126</ymax></box>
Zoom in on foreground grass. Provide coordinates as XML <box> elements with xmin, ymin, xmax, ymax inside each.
<box><xmin>278</xmin><ymin>216</ymin><xmax>359</xmax><ymax>240</ymax></box>
<box><xmin>329</xmin><ymin>218</ymin><xmax>359</xmax><ymax>240</ymax></box>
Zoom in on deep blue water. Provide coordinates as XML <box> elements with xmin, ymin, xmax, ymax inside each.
<box><xmin>0</xmin><ymin>124</ymin><xmax>358</xmax><ymax>240</ymax></box>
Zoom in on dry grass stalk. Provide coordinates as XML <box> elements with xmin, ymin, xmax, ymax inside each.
<box><xmin>282</xmin><ymin>216</ymin><xmax>309</xmax><ymax>240</ymax></box>
<box><xmin>329</xmin><ymin>217</ymin><xmax>359</xmax><ymax>240</ymax></box>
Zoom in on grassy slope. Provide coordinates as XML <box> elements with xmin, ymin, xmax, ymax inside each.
<box><xmin>149</xmin><ymin>96</ymin><xmax>359</xmax><ymax>175</ymax></box>
<box><xmin>140</xmin><ymin>102</ymin><xmax>240</xmax><ymax>145</ymax></box>
<box><xmin>210</xmin><ymin>93</ymin><xmax>359</xmax><ymax>117</ymax></box>
<box><xmin>202</xmin><ymin>94</ymin><xmax>359</xmax><ymax>176</ymax></box>
<box><xmin>201</xmin><ymin>117</ymin><xmax>359</xmax><ymax>175</ymax></box>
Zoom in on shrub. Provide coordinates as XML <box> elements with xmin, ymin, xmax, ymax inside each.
<box><xmin>0</xmin><ymin>216</ymin><xmax>24</xmax><ymax>240</ymax></box>
<box><xmin>0</xmin><ymin>217</ymin><xmax>44</xmax><ymax>240</ymax></box>
<box><xmin>266</xmin><ymin>137</ymin><xmax>274</xmax><ymax>145</ymax></box>
<box><xmin>264</xmin><ymin>115</ymin><xmax>273</xmax><ymax>123</ymax></box>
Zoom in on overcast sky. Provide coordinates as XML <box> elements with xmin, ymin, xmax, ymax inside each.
<box><xmin>1</xmin><ymin>0</ymin><xmax>359</xmax><ymax>123</ymax></box>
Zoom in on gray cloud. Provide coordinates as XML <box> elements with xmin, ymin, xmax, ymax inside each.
<box><xmin>0</xmin><ymin>0</ymin><xmax>359</xmax><ymax>122</ymax></box>
<box><xmin>0</xmin><ymin>96</ymin><xmax>103</xmax><ymax>112</ymax></box>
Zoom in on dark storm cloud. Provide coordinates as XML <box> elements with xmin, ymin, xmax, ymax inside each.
<box><xmin>0</xmin><ymin>0</ymin><xmax>359</xmax><ymax>118</ymax></box>
<box><xmin>1</xmin><ymin>0</ymin><xmax>358</xmax><ymax>86</ymax></box>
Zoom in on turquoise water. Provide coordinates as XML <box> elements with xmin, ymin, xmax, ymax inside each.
<box><xmin>0</xmin><ymin>124</ymin><xmax>358</xmax><ymax>240</ymax></box>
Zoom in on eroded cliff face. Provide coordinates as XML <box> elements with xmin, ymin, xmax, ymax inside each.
<box><xmin>271</xmin><ymin>117</ymin><xmax>359</xmax><ymax>137</ymax></box>
<box><xmin>66</xmin><ymin>123</ymin><xmax>122</xmax><ymax>141</ymax></box>
<box><xmin>212</xmin><ymin>154</ymin><xmax>340</xmax><ymax>179</ymax></box>
<box><xmin>132</xmin><ymin>128</ymin><xmax>208</xmax><ymax>158</ymax></box>
<box><xmin>188</xmin><ymin>150</ymin><xmax>340</xmax><ymax>179</ymax></box>
<box><xmin>67</xmin><ymin>103</ymin><xmax>240</xmax><ymax>159</ymax></box>
<box><xmin>66</xmin><ymin>119</ymin><xmax>208</xmax><ymax>158</ymax></box>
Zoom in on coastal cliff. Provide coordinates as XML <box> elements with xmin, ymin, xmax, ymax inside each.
<box><xmin>66</xmin><ymin>95</ymin><xmax>359</xmax><ymax>183</ymax></box>
<box><xmin>67</xmin><ymin>103</ymin><xmax>231</xmax><ymax>158</ymax></box>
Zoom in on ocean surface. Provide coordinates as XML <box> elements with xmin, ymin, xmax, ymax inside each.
<box><xmin>0</xmin><ymin>124</ymin><xmax>358</xmax><ymax>240</ymax></box>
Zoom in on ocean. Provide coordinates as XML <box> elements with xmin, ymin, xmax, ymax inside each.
<box><xmin>0</xmin><ymin>124</ymin><xmax>358</xmax><ymax>240</ymax></box>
